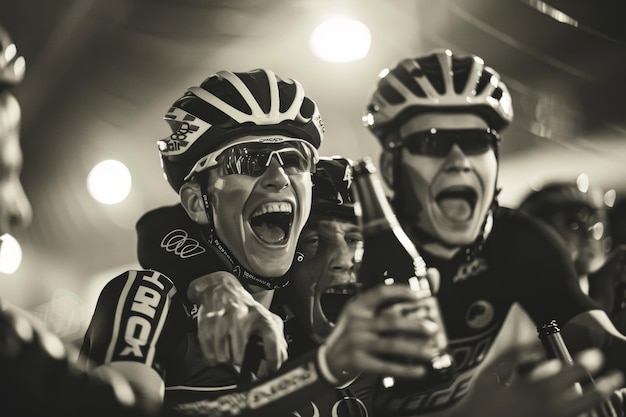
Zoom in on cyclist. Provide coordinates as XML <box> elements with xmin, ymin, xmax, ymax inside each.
<box><xmin>359</xmin><ymin>48</ymin><xmax>626</xmax><ymax>415</ymax></box>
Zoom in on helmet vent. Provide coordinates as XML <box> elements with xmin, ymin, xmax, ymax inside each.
<box><xmin>452</xmin><ymin>56</ymin><xmax>474</xmax><ymax>94</ymax></box>
<box><xmin>475</xmin><ymin>69</ymin><xmax>494</xmax><ymax>96</ymax></box>
<box><xmin>299</xmin><ymin>97</ymin><xmax>316</xmax><ymax>119</ymax></box>
<box><xmin>278</xmin><ymin>82</ymin><xmax>297</xmax><ymax>113</ymax></box>
<box><xmin>390</xmin><ymin>64</ymin><xmax>426</xmax><ymax>101</ymax></box>
<box><xmin>416</xmin><ymin>54</ymin><xmax>445</xmax><ymax>95</ymax></box>
<box><xmin>239</xmin><ymin>70</ymin><xmax>272</xmax><ymax>114</ymax></box>
<box><xmin>179</xmin><ymin>96</ymin><xmax>238</xmax><ymax>128</ymax></box>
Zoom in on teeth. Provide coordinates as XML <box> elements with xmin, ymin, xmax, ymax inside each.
<box><xmin>252</xmin><ymin>202</ymin><xmax>293</xmax><ymax>218</ymax></box>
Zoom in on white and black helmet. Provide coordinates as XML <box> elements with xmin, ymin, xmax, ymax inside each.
<box><xmin>363</xmin><ymin>49</ymin><xmax>513</xmax><ymax>146</ymax></box>
<box><xmin>158</xmin><ymin>68</ymin><xmax>325</xmax><ymax>192</ymax></box>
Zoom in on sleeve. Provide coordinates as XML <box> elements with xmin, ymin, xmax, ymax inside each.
<box><xmin>503</xmin><ymin>211</ymin><xmax>599</xmax><ymax>327</ymax></box>
<box><xmin>170</xmin><ymin>349</ymin><xmax>354</xmax><ymax>417</ymax></box>
<box><xmin>79</xmin><ymin>270</ymin><xmax>178</xmax><ymax>377</ymax></box>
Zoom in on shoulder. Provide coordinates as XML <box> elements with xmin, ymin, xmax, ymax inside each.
<box><xmin>491</xmin><ymin>206</ymin><xmax>562</xmax><ymax>243</ymax></box>
<box><xmin>101</xmin><ymin>269</ymin><xmax>176</xmax><ymax>296</ymax></box>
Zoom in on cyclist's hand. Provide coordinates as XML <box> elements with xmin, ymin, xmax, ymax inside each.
<box><xmin>187</xmin><ymin>272</ymin><xmax>287</xmax><ymax>370</ymax></box>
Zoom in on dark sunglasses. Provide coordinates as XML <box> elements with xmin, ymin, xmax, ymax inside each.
<box><xmin>390</xmin><ymin>128</ymin><xmax>500</xmax><ymax>157</ymax></box>
<box><xmin>215</xmin><ymin>142</ymin><xmax>316</xmax><ymax>177</ymax></box>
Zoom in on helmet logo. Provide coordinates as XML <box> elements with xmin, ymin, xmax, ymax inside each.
<box><xmin>170</xmin><ymin>121</ymin><xmax>198</xmax><ymax>143</ymax></box>
<box><xmin>258</xmin><ymin>137</ymin><xmax>288</xmax><ymax>143</ymax></box>
<box><xmin>161</xmin><ymin>108</ymin><xmax>211</xmax><ymax>156</ymax></box>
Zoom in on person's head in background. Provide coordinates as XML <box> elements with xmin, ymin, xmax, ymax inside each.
<box><xmin>518</xmin><ymin>180</ymin><xmax>609</xmax><ymax>278</ymax></box>
<box><xmin>157</xmin><ymin>68</ymin><xmax>323</xmax><ymax>290</ymax></box>
<box><xmin>362</xmin><ymin>49</ymin><xmax>513</xmax><ymax>258</ymax></box>
<box><xmin>280</xmin><ymin>156</ymin><xmax>362</xmax><ymax>344</ymax></box>
<box><xmin>0</xmin><ymin>23</ymin><xmax>31</xmax><ymax>240</ymax></box>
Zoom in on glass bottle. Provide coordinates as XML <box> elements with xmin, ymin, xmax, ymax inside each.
<box><xmin>537</xmin><ymin>319</ymin><xmax>617</xmax><ymax>417</ymax></box>
<box><xmin>351</xmin><ymin>157</ymin><xmax>455</xmax><ymax>414</ymax></box>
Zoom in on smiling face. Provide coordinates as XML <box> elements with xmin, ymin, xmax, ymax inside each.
<box><xmin>391</xmin><ymin>112</ymin><xmax>498</xmax><ymax>247</ymax></box>
<box><xmin>205</xmin><ymin>137</ymin><xmax>313</xmax><ymax>278</ymax></box>
<box><xmin>286</xmin><ymin>215</ymin><xmax>362</xmax><ymax>343</ymax></box>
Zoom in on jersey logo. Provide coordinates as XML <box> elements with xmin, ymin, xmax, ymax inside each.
<box><xmin>109</xmin><ymin>270</ymin><xmax>175</xmax><ymax>366</ymax></box>
<box><xmin>465</xmin><ymin>300</ymin><xmax>494</xmax><ymax>329</ymax></box>
<box><xmin>452</xmin><ymin>258</ymin><xmax>488</xmax><ymax>283</ymax></box>
<box><xmin>161</xmin><ymin>228</ymin><xmax>206</xmax><ymax>258</ymax></box>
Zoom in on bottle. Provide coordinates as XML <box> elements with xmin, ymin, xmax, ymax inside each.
<box><xmin>351</xmin><ymin>157</ymin><xmax>455</xmax><ymax>414</ymax></box>
<box><xmin>537</xmin><ymin>319</ymin><xmax>617</xmax><ymax>417</ymax></box>
<box><xmin>537</xmin><ymin>319</ymin><xmax>584</xmax><ymax>396</ymax></box>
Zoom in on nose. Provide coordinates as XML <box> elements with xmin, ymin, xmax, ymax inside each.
<box><xmin>329</xmin><ymin>239</ymin><xmax>357</xmax><ymax>279</ymax></box>
<box><xmin>1</xmin><ymin>182</ymin><xmax>32</xmax><ymax>234</ymax></box>
<box><xmin>443</xmin><ymin>143</ymin><xmax>472</xmax><ymax>173</ymax></box>
<box><xmin>259</xmin><ymin>157</ymin><xmax>290</xmax><ymax>191</ymax></box>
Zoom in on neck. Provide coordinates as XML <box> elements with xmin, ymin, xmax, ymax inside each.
<box><xmin>402</xmin><ymin>220</ymin><xmax>461</xmax><ymax>260</ymax></box>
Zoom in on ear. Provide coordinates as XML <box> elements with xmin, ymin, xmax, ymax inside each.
<box><xmin>380</xmin><ymin>150</ymin><xmax>394</xmax><ymax>188</ymax></box>
<box><xmin>180</xmin><ymin>182</ymin><xmax>210</xmax><ymax>225</ymax></box>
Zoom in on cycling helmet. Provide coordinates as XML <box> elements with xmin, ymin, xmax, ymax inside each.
<box><xmin>0</xmin><ymin>25</ymin><xmax>25</xmax><ymax>90</ymax></box>
<box><xmin>311</xmin><ymin>156</ymin><xmax>356</xmax><ymax>222</ymax></box>
<box><xmin>519</xmin><ymin>181</ymin><xmax>606</xmax><ymax>221</ymax></box>
<box><xmin>363</xmin><ymin>49</ymin><xmax>513</xmax><ymax>146</ymax></box>
<box><xmin>158</xmin><ymin>68</ymin><xmax>325</xmax><ymax>192</ymax></box>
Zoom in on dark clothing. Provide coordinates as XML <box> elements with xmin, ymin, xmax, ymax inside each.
<box><xmin>80</xmin><ymin>204</ymin><xmax>370</xmax><ymax>416</ymax></box>
<box><xmin>80</xmin><ymin>203</ymin><xmax>599</xmax><ymax>416</ymax></box>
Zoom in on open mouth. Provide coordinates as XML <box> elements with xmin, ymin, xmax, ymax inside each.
<box><xmin>435</xmin><ymin>186</ymin><xmax>477</xmax><ymax>222</ymax></box>
<box><xmin>320</xmin><ymin>283</ymin><xmax>360</xmax><ymax>324</ymax></box>
<box><xmin>250</xmin><ymin>202</ymin><xmax>294</xmax><ymax>244</ymax></box>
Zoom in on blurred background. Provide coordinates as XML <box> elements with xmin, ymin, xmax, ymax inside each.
<box><xmin>1</xmin><ymin>0</ymin><xmax>625</xmax><ymax>346</ymax></box>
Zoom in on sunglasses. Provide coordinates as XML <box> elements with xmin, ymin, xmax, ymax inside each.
<box><xmin>184</xmin><ymin>137</ymin><xmax>318</xmax><ymax>180</ymax></box>
<box><xmin>390</xmin><ymin>128</ymin><xmax>499</xmax><ymax>157</ymax></box>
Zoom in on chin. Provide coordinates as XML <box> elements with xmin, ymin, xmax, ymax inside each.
<box><xmin>251</xmin><ymin>260</ymin><xmax>291</xmax><ymax>277</ymax></box>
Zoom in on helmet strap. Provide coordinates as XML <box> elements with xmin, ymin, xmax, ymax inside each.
<box><xmin>195</xmin><ymin>172</ymin><xmax>290</xmax><ymax>291</ymax></box>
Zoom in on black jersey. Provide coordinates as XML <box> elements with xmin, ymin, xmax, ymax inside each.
<box><xmin>391</xmin><ymin>206</ymin><xmax>598</xmax><ymax>413</ymax></box>
<box><xmin>81</xmin><ymin>204</ymin><xmax>371</xmax><ymax>416</ymax></box>
<box><xmin>86</xmin><ymin>203</ymin><xmax>597</xmax><ymax>416</ymax></box>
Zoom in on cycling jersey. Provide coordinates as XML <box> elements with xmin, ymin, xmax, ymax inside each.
<box><xmin>387</xmin><ymin>206</ymin><xmax>598</xmax><ymax>414</ymax></box>
<box><xmin>80</xmin><ymin>204</ymin><xmax>372</xmax><ymax>416</ymax></box>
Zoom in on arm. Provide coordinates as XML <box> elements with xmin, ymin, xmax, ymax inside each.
<box><xmin>187</xmin><ymin>272</ymin><xmax>287</xmax><ymax>371</ymax></box>
<box><xmin>79</xmin><ymin>270</ymin><xmax>178</xmax><ymax>407</ymax></box>
<box><xmin>172</xmin><ymin>284</ymin><xmax>442</xmax><ymax>416</ymax></box>
<box><xmin>562</xmin><ymin>309</ymin><xmax>626</xmax><ymax>375</ymax></box>
<box><xmin>0</xmin><ymin>302</ymin><xmax>164</xmax><ymax>416</ymax></box>
<box><xmin>454</xmin><ymin>346</ymin><xmax>624</xmax><ymax>417</ymax></box>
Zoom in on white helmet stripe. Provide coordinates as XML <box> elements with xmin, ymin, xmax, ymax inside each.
<box><xmin>187</xmin><ymin>70</ymin><xmax>307</xmax><ymax>126</ymax></box>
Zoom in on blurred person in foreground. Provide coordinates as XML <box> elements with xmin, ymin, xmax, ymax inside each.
<box><xmin>0</xmin><ymin>22</ymin><xmax>166</xmax><ymax>417</ymax></box>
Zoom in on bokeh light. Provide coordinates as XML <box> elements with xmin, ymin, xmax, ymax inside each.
<box><xmin>87</xmin><ymin>160</ymin><xmax>132</xmax><ymax>205</ymax></box>
<box><xmin>309</xmin><ymin>16</ymin><xmax>371</xmax><ymax>63</ymax></box>
<box><xmin>0</xmin><ymin>233</ymin><xmax>23</xmax><ymax>274</ymax></box>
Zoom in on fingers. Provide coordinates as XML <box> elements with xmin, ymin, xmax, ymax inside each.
<box><xmin>346</xmin><ymin>284</ymin><xmax>421</xmax><ymax>318</ymax></box>
<box><xmin>558</xmin><ymin>371</ymin><xmax>624</xmax><ymax>417</ymax></box>
<box><xmin>258</xmin><ymin>315</ymin><xmax>287</xmax><ymax>371</ymax></box>
<box><xmin>196</xmin><ymin>307</ymin><xmax>230</xmax><ymax>366</ymax></box>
